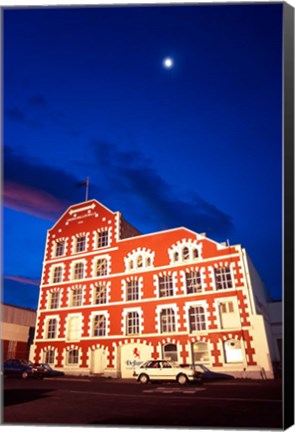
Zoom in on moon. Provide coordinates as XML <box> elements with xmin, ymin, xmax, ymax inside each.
<box><xmin>163</xmin><ymin>57</ymin><xmax>174</xmax><ymax>69</ymax></box>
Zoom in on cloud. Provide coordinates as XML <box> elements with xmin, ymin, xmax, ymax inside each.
<box><xmin>4</xmin><ymin>275</ymin><xmax>40</xmax><ymax>286</ymax></box>
<box><xmin>90</xmin><ymin>140</ymin><xmax>234</xmax><ymax>238</ymax></box>
<box><xmin>3</xmin><ymin>146</ymin><xmax>93</xmax><ymax>220</ymax></box>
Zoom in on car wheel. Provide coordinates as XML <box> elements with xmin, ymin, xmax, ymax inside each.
<box><xmin>21</xmin><ymin>371</ymin><xmax>29</xmax><ymax>379</ymax></box>
<box><xmin>139</xmin><ymin>374</ymin><xmax>149</xmax><ymax>384</ymax></box>
<box><xmin>177</xmin><ymin>374</ymin><xmax>188</xmax><ymax>385</ymax></box>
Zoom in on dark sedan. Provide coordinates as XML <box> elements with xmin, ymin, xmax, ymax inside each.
<box><xmin>34</xmin><ymin>363</ymin><xmax>65</xmax><ymax>377</ymax></box>
<box><xmin>3</xmin><ymin>359</ymin><xmax>43</xmax><ymax>379</ymax></box>
<box><xmin>180</xmin><ymin>364</ymin><xmax>234</xmax><ymax>381</ymax></box>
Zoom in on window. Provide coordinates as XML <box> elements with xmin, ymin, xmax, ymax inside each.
<box><xmin>186</xmin><ymin>271</ymin><xmax>202</xmax><ymax>294</ymax></box>
<box><xmin>98</xmin><ymin>231</ymin><xmax>109</xmax><ymax>248</ymax></box>
<box><xmin>183</xmin><ymin>247</ymin><xmax>190</xmax><ymax>260</ymax></box>
<box><xmin>137</xmin><ymin>255</ymin><xmax>143</xmax><ymax>268</ymax></box>
<box><xmin>160</xmin><ymin>308</ymin><xmax>176</xmax><ymax>333</ymax></box>
<box><xmin>94</xmin><ymin>282</ymin><xmax>107</xmax><ymax>304</ymax></box>
<box><xmin>49</xmin><ymin>291</ymin><xmax>60</xmax><ymax>309</ymax></box>
<box><xmin>76</xmin><ymin>236</ymin><xmax>86</xmax><ymax>253</ymax></box>
<box><xmin>47</xmin><ymin>318</ymin><xmax>57</xmax><ymax>339</ymax></box>
<box><xmin>53</xmin><ymin>266</ymin><xmax>62</xmax><ymax>283</ymax></box>
<box><xmin>93</xmin><ymin>315</ymin><xmax>106</xmax><ymax>337</ymax></box>
<box><xmin>215</xmin><ymin>267</ymin><xmax>233</xmax><ymax>290</ymax></box>
<box><xmin>224</xmin><ymin>339</ymin><xmax>243</xmax><ymax>363</ymax></box>
<box><xmin>55</xmin><ymin>241</ymin><xmax>65</xmax><ymax>257</ymax></box>
<box><xmin>159</xmin><ymin>275</ymin><xmax>174</xmax><ymax>297</ymax></box>
<box><xmin>221</xmin><ymin>301</ymin><xmax>234</xmax><ymax>313</ymax></box>
<box><xmin>71</xmin><ymin>288</ymin><xmax>83</xmax><ymax>307</ymax></box>
<box><xmin>96</xmin><ymin>259</ymin><xmax>108</xmax><ymax>277</ymax></box>
<box><xmin>126</xmin><ymin>311</ymin><xmax>140</xmax><ymax>335</ymax></box>
<box><xmin>189</xmin><ymin>306</ymin><xmax>206</xmax><ymax>332</ymax></box>
<box><xmin>174</xmin><ymin>252</ymin><xmax>179</xmax><ymax>262</ymax></box>
<box><xmin>163</xmin><ymin>343</ymin><xmax>178</xmax><ymax>362</ymax></box>
<box><xmin>67</xmin><ymin>349</ymin><xmax>79</xmax><ymax>364</ymax></box>
<box><xmin>74</xmin><ymin>263</ymin><xmax>84</xmax><ymax>280</ymax></box>
<box><xmin>192</xmin><ymin>342</ymin><xmax>209</xmax><ymax>363</ymax></box>
<box><xmin>45</xmin><ymin>350</ymin><xmax>55</xmax><ymax>364</ymax></box>
<box><xmin>127</xmin><ymin>280</ymin><xmax>139</xmax><ymax>301</ymax></box>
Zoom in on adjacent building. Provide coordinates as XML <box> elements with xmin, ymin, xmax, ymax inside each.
<box><xmin>31</xmin><ymin>199</ymin><xmax>275</xmax><ymax>379</ymax></box>
<box><xmin>2</xmin><ymin>303</ymin><xmax>36</xmax><ymax>360</ymax></box>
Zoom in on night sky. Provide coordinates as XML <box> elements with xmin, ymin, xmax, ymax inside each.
<box><xmin>3</xmin><ymin>3</ymin><xmax>283</xmax><ymax>309</ymax></box>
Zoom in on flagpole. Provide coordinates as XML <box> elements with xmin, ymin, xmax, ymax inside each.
<box><xmin>85</xmin><ymin>177</ymin><xmax>89</xmax><ymax>201</ymax></box>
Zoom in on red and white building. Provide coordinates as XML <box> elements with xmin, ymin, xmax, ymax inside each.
<box><xmin>31</xmin><ymin>199</ymin><xmax>275</xmax><ymax>379</ymax></box>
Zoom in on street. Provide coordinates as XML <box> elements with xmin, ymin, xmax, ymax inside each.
<box><xmin>2</xmin><ymin>376</ymin><xmax>283</xmax><ymax>428</ymax></box>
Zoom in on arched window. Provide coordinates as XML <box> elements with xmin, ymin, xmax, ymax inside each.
<box><xmin>192</xmin><ymin>341</ymin><xmax>209</xmax><ymax>363</ymax></box>
<box><xmin>223</xmin><ymin>339</ymin><xmax>243</xmax><ymax>363</ymax></box>
<box><xmin>67</xmin><ymin>349</ymin><xmax>79</xmax><ymax>365</ymax></box>
<box><xmin>193</xmin><ymin>248</ymin><xmax>199</xmax><ymax>259</ymax></box>
<box><xmin>137</xmin><ymin>255</ymin><xmax>143</xmax><ymax>268</ymax></box>
<box><xmin>174</xmin><ymin>251</ymin><xmax>179</xmax><ymax>262</ymax></box>
<box><xmin>183</xmin><ymin>247</ymin><xmax>190</xmax><ymax>260</ymax></box>
<box><xmin>163</xmin><ymin>343</ymin><xmax>178</xmax><ymax>362</ymax></box>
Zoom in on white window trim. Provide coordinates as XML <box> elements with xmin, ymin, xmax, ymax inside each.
<box><xmin>43</xmin><ymin>315</ymin><xmax>60</xmax><ymax>340</ymax></box>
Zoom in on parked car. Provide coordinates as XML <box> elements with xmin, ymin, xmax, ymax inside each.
<box><xmin>180</xmin><ymin>363</ymin><xmax>234</xmax><ymax>381</ymax></box>
<box><xmin>33</xmin><ymin>363</ymin><xmax>65</xmax><ymax>377</ymax></box>
<box><xmin>3</xmin><ymin>359</ymin><xmax>44</xmax><ymax>379</ymax></box>
<box><xmin>133</xmin><ymin>359</ymin><xmax>203</xmax><ymax>385</ymax></box>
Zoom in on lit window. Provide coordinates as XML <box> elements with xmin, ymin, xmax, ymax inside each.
<box><xmin>215</xmin><ymin>267</ymin><xmax>233</xmax><ymax>290</ymax></box>
<box><xmin>160</xmin><ymin>308</ymin><xmax>176</xmax><ymax>333</ymax></box>
<box><xmin>96</xmin><ymin>259</ymin><xmax>108</xmax><ymax>277</ymax></box>
<box><xmin>74</xmin><ymin>263</ymin><xmax>84</xmax><ymax>280</ymax></box>
<box><xmin>159</xmin><ymin>275</ymin><xmax>174</xmax><ymax>297</ymax></box>
<box><xmin>189</xmin><ymin>306</ymin><xmax>206</xmax><ymax>332</ymax></box>
<box><xmin>93</xmin><ymin>315</ymin><xmax>106</xmax><ymax>337</ymax></box>
<box><xmin>126</xmin><ymin>311</ymin><xmax>140</xmax><ymax>335</ymax></box>
<box><xmin>186</xmin><ymin>271</ymin><xmax>202</xmax><ymax>294</ymax></box>
<box><xmin>127</xmin><ymin>280</ymin><xmax>139</xmax><ymax>301</ymax></box>
<box><xmin>192</xmin><ymin>342</ymin><xmax>209</xmax><ymax>363</ymax></box>
<box><xmin>98</xmin><ymin>231</ymin><xmax>109</xmax><ymax>248</ymax></box>
<box><xmin>47</xmin><ymin>318</ymin><xmax>57</xmax><ymax>339</ymax></box>
<box><xmin>224</xmin><ymin>339</ymin><xmax>243</xmax><ymax>363</ymax></box>
<box><xmin>76</xmin><ymin>236</ymin><xmax>86</xmax><ymax>253</ymax></box>
<box><xmin>94</xmin><ymin>282</ymin><xmax>107</xmax><ymax>304</ymax></box>
<box><xmin>53</xmin><ymin>266</ymin><xmax>62</xmax><ymax>283</ymax></box>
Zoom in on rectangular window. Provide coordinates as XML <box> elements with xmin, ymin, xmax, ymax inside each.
<box><xmin>47</xmin><ymin>319</ymin><xmax>57</xmax><ymax>339</ymax></box>
<box><xmin>127</xmin><ymin>280</ymin><xmax>139</xmax><ymax>301</ymax></box>
<box><xmin>67</xmin><ymin>349</ymin><xmax>79</xmax><ymax>364</ymax></box>
<box><xmin>215</xmin><ymin>267</ymin><xmax>233</xmax><ymax>290</ymax></box>
<box><xmin>45</xmin><ymin>350</ymin><xmax>55</xmax><ymax>364</ymax></box>
<box><xmin>74</xmin><ymin>263</ymin><xmax>84</xmax><ymax>280</ymax></box>
<box><xmin>221</xmin><ymin>301</ymin><xmax>234</xmax><ymax>313</ymax></box>
<box><xmin>189</xmin><ymin>306</ymin><xmax>206</xmax><ymax>332</ymax></box>
<box><xmin>53</xmin><ymin>267</ymin><xmax>62</xmax><ymax>283</ymax></box>
<box><xmin>71</xmin><ymin>288</ymin><xmax>83</xmax><ymax>307</ymax></box>
<box><xmin>126</xmin><ymin>311</ymin><xmax>140</xmax><ymax>335</ymax></box>
<box><xmin>98</xmin><ymin>231</ymin><xmax>109</xmax><ymax>248</ymax></box>
<box><xmin>160</xmin><ymin>308</ymin><xmax>176</xmax><ymax>333</ymax></box>
<box><xmin>159</xmin><ymin>275</ymin><xmax>174</xmax><ymax>297</ymax></box>
<box><xmin>50</xmin><ymin>292</ymin><xmax>60</xmax><ymax>309</ymax></box>
<box><xmin>96</xmin><ymin>259</ymin><xmax>108</xmax><ymax>277</ymax></box>
<box><xmin>55</xmin><ymin>241</ymin><xmax>65</xmax><ymax>257</ymax></box>
<box><xmin>76</xmin><ymin>236</ymin><xmax>86</xmax><ymax>253</ymax></box>
<box><xmin>94</xmin><ymin>283</ymin><xmax>107</xmax><ymax>304</ymax></box>
<box><xmin>186</xmin><ymin>271</ymin><xmax>202</xmax><ymax>294</ymax></box>
<box><xmin>93</xmin><ymin>315</ymin><xmax>106</xmax><ymax>337</ymax></box>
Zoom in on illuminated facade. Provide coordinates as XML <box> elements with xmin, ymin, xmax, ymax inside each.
<box><xmin>31</xmin><ymin>199</ymin><xmax>274</xmax><ymax>378</ymax></box>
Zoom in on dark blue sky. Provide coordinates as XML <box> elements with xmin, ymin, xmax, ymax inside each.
<box><xmin>3</xmin><ymin>3</ymin><xmax>283</xmax><ymax>309</ymax></box>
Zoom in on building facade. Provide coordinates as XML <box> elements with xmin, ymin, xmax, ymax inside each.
<box><xmin>31</xmin><ymin>199</ymin><xmax>274</xmax><ymax>379</ymax></box>
<box><xmin>2</xmin><ymin>303</ymin><xmax>36</xmax><ymax>360</ymax></box>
